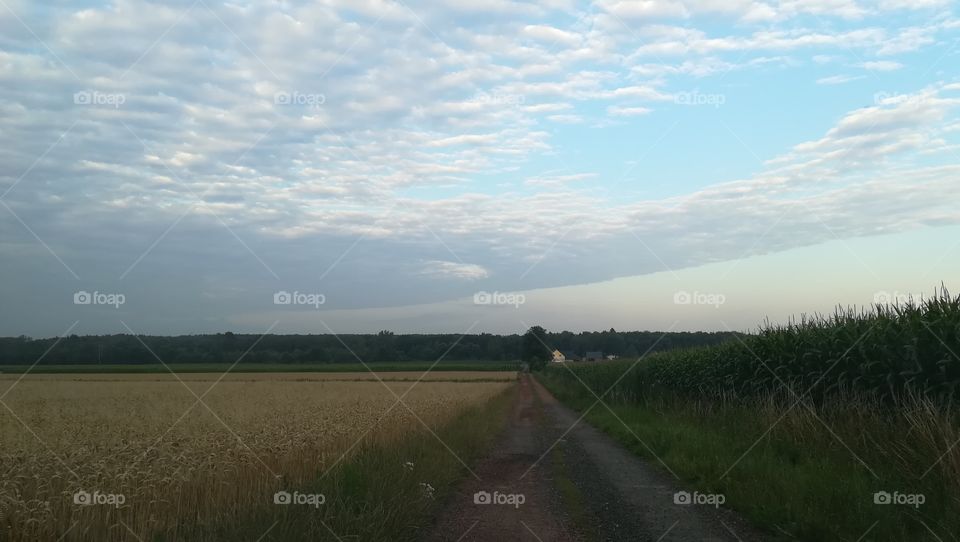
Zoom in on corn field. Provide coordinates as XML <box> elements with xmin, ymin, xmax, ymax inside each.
<box><xmin>550</xmin><ymin>289</ymin><xmax>960</xmax><ymax>404</ymax></box>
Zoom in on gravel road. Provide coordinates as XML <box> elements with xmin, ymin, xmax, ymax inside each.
<box><xmin>425</xmin><ymin>374</ymin><xmax>767</xmax><ymax>542</ymax></box>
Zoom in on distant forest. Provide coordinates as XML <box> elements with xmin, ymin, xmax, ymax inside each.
<box><xmin>0</xmin><ymin>330</ymin><xmax>741</xmax><ymax>365</ymax></box>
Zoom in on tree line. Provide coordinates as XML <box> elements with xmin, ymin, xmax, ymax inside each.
<box><xmin>0</xmin><ymin>329</ymin><xmax>741</xmax><ymax>365</ymax></box>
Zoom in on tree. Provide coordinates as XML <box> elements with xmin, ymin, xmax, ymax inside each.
<box><xmin>0</xmin><ymin>329</ymin><xmax>742</xmax><ymax>366</ymax></box>
<box><xmin>521</xmin><ymin>326</ymin><xmax>551</xmax><ymax>370</ymax></box>
<box><xmin>375</xmin><ymin>330</ymin><xmax>396</xmax><ymax>361</ymax></box>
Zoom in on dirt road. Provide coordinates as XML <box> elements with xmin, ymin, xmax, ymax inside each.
<box><xmin>425</xmin><ymin>374</ymin><xmax>766</xmax><ymax>541</ymax></box>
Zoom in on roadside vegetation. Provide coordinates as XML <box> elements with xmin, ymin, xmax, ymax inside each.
<box><xmin>540</xmin><ymin>289</ymin><xmax>960</xmax><ymax>541</ymax></box>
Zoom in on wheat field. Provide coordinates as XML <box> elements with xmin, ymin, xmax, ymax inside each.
<box><xmin>0</xmin><ymin>372</ymin><xmax>513</xmax><ymax>541</ymax></box>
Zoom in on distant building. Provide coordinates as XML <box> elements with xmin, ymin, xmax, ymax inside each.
<box><xmin>584</xmin><ymin>351</ymin><xmax>604</xmax><ymax>362</ymax></box>
<box><xmin>551</xmin><ymin>350</ymin><xmax>582</xmax><ymax>362</ymax></box>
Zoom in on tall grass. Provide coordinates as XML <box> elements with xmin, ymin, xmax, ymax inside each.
<box><xmin>541</xmin><ymin>372</ymin><xmax>960</xmax><ymax>540</ymax></box>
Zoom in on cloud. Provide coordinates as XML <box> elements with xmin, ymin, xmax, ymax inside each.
<box><xmin>419</xmin><ymin>260</ymin><xmax>490</xmax><ymax>280</ymax></box>
<box><xmin>596</xmin><ymin>0</ymin><xmax>690</xmax><ymax>20</ymax></box>
<box><xmin>860</xmin><ymin>60</ymin><xmax>904</xmax><ymax>71</ymax></box>
<box><xmin>593</xmin><ymin>0</ymin><xmax>881</xmax><ymax>22</ymax></box>
<box><xmin>424</xmin><ymin>134</ymin><xmax>502</xmax><ymax>147</ymax></box>
<box><xmin>625</xmin><ymin>21</ymin><xmax>955</xmax><ymax>58</ymax></box>
<box><xmin>524</xmin><ymin>172</ymin><xmax>597</xmax><ymax>187</ymax></box>
<box><xmin>0</xmin><ymin>0</ymin><xmax>958</xmax><ymax>334</ymax></box>
<box><xmin>523</xmin><ymin>103</ymin><xmax>573</xmax><ymax>113</ymax></box>
<box><xmin>546</xmin><ymin>114</ymin><xmax>584</xmax><ymax>123</ymax></box>
<box><xmin>816</xmin><ymin>74</ymin><xmax>866</xmax><ymax>84</ymax></box>
<box><xmin>522</xmin><ymin>24</ymin><xmax>582</xmax><ymax>47</ymax></box>
<box><xmin>878</xmin><ymin>0</ymin><xmax>949</xmax><ymax>9</ymax></box>
<box><xmin>630</xmin><ymin>56</ymin><xmax>784</xmax><ymax>77</ymax></box>
<box><xmin>607</xmin><ymin>105</ymin><xmax>652</xmax><ymax>116</ymax></box>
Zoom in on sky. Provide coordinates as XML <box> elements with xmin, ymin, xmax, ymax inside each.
<box><xmin>1</xmin><ymin>0</ymin><xmax>959</xmax><ymax>338</ymax></box>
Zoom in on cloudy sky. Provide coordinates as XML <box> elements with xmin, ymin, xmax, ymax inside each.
<box><xmin>1</xmin><ymin>0</ymin><xmax>959</xmax><ymax>338</ymax></box>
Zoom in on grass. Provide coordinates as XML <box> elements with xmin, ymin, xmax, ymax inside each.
<box><xmin>0</xmin><ymin>360</ymin><xmax>520</xmax><ymax>374</ymax></box>
<box><xmin>550</xmin><ymin>445</ymin><xmax>596</xmax><ymax>542</ymax></box>
<box><xmin>540</xmin><ymin>374</ymin><xmax>960</xmax><ymax>540</ymax></box>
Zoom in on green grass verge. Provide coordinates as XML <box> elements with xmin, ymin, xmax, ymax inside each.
<box><xmin>550</xmin><ymin>443</ymin><xmax>596</xmax><ymax>542</ymax></box>
<box><xmin>538</xmin><ymin>373</ymin><xmax>958</xmax><ymax>541</ymax></box>
<box><xmin>0</xmin><ymin>361</ymin><xmax>520</xmax><ymax>374</ymax></box>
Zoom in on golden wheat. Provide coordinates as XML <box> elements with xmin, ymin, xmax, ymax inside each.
<box><xmin>0</xmin><ymin>373</ymin><xmax>511</xmax><ymax>541</ymax></box>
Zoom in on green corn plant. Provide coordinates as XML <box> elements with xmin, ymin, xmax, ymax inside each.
<box><xmin>546</xmin><ymin>287</ymin><xmax>960</xmax><ymax>406</ymax></box>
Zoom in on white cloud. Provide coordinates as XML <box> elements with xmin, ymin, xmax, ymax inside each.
<box><xmin>525</xmin><ymin>172</ymin><xmax>597</xmax><ymax>187</ymax></box>
<box><xmin>523</xmin><ymin>102</ymin><xmax>573</xmax><ymax>113</ymax></box>
<box><xmin>607</xmin><ymin>105</ymin><xmax>652</xmax><ymax>116</ymax></box>
<box><xmin>860</xmin><ymin>60</ymin><xmax>903</xmax><ymax>71</ymax></box>
<box><xmin>626</xmin><ymin>23</ymin><xmax>952</xmax><ymax>58</ymax></box>
<box><xmin>596</xmin><ymin>0</ymin><xmax>690</xmax><ymax>19</ymax></box>
<box><xmin>774</xmin><ymin>0</ymin><xmax>867</xmax><ymax>19</ymax></box>
<box><xmin>878</xmin><ymin>0</ymin><xmax>949</xmax><ymax>9</ymax></box>
<box><xmin>816</xmin><ymin>74</ymin><xmax>866</xmax><ymax>84</ymax></box>
<box><xmin>522</xmin><ymin>25</ymin><xmax>582</xmax><ymax>47</ymax></box>
<box><xmin>593</xmin><ymin>0</ymin><xmax>877</xmax><ymax>22</ymax></box>
<box><xmin>546</xmin><ymin>114</ymin><xmax>584</xmax><ymax>123</ymax></box>
<box><xmin>419</xmin><ymin>260</ymin><xmax>490</xmax><ymax>280</ymax></box>
<box><xmin>425</xmin><ymin>134</ymin><xmax>502</xmax><ymax>148</ymax></box>
<box><xmin>630</xmin><ymin>56</ymin><xmax>784</xmax><ymax>77</ymax></box>
<box><xmin>1</xmin><ymin>0</ymin><xmax>958</xmax><ymax>334</ymax></box>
